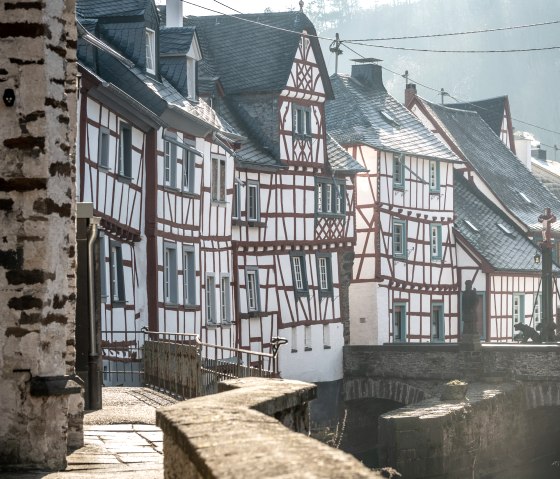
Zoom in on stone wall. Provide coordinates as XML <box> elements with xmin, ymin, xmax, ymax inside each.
<box><xmin>156</xmin><ymin>377</ymin><xmax>384</xmax><ymax>478</ymax></box>
<box><xmin>0</xmin><ymin>0</ymin><xmax>80</xmax><ymax>470</ymax></box>
<box><xmin>344</xmin><ymin>343</ymin><xmax>560</xmax><ymax>384</ymax></box>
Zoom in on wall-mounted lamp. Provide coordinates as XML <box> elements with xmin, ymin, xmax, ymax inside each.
<box><xmin>3</xmin><ymin>88</ymin><xmax>15</xmax><ymax>107</ymax></box>
<box><xmin>534</xmin><ymin>253</ymin><xmax>541</xmax><ymax>265</ymax></box>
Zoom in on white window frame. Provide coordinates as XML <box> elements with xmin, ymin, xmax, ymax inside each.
<box><xmin>513</xmin><ymin>293</ymin><xmax>525</xmax><ymax>333</ymax></box>
<box><xmin>246</xmin><ymin>268</ymin><xmax>260</xmax><ymax>312</ymax></box>
<box><xmin>316</xmin><ymin>254</ymin><xmax>333</xmax><ymax>298</ymax></box>
<box><xmin>109</xmin><ymin>242</ymin><xmax>125</xmax><ymax>304</ymax></box>
<box><xmin>145</xmin><ymin>28</ymin><xmax>156</xmax><ymax>75</ymax></box>
<box><xmin>393</xmin><ymin>220</ymin><xmax>407</xmax><ymax>259</ymax></box>
<box><xmin>393</xmin><ymin>302</ymin><xmax>407</xmax><ymax>342</ymax></box>
<box><xmin>431</xmin><ymin>302</ymin><xmax>445</xmax><ymax>342</ymax></box>
<box><xmin>211</xmin><ymin>157</ymin><xmax>226</xmax><ymax>202</ymax></box>
<box><xmin>220</xmin><ymin>274</ymin><xmax>232</xmax><ymax>324</ymax></box>
<box><xmin>182</xmin><ymin>246</ymin><xmax>196</xmax><ymax>306</ymax></box>
<box><xmin>323</xmin><ymin>324</ymin><xmax>331</xmax><ymax>349</ymax></box>
<box><xmin>429</xmin><ymin>159</ymin><xmax>440</xmax><ymax>193</ymax></box>
<box><xmin>98</xmin><ymin>127</ymin><xmax>110</xmax><ymax>169</ymax></box>
<box><xmin>430</xmin><ymin>224</ymin><xmax>442</xmax><ymax>261</ymax></box>
<box><xmin>534</xmin><ymin>293</ymin><xmax>542</xmax><ymax>327</ymax></box>
<box><xmin>99</xmin><ymin>233</ymin><xmax>108</xmax><ymax>303</ymax></box>
<box><xmin>247</xmin><ymin>181</ymin><xmax>260</xmax><ymax>222</ymax></box>
<box><xmin>164</xmin><ymin>139</ymin><xmax>177</xmax><ymax>188</ymax></box>
<box><xmin>118</xmin><ymin>123</ymin><xmax>132</xmax><ymax>178</ymax></box>
<box><xmin>291</xmin><ymin>254</ymin><xmax>308</xmax><ymax>295</ymax></box>
<box><xmin>232</xmin><ymin>180</ymin><xmax>241</xmax><ymax>219</ymax></box>
<box><xmin>304</xmin><ymin>325</ymin><xmax>312</xmax><ymax>351</ymax></box>
<box><xmin>291</xmin><ymin>328</ymin><xmax>298</xmax><ymax>353</ymax></box>
<box><xmin>294</xmin><ymin>105</ymin><xmax>311</xmax><ymax>136</ymax></box>
<box><xmin>393</xmin><ymin>153</ymin><xmax>404</xmax><ymax>189</ymax></box>
<box><xmin>163</xmin><ymin>243</ymin><xmax>178</xmax><ymax>305</ymax></box>
<box><xmin>206</xmin><ymin>273</ymin><xmax>217</xmax><ymax>324</ymax></box>
<box><xmin>182</xmin><ymin>149</ymin><xmax>195</xmax><ymax>193</ymax></box>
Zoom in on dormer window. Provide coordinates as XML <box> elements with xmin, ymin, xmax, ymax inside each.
<box><xmin>145</xmin><ymin>28</ymin><xmax>156</xmax><ymax>75</ymax></box>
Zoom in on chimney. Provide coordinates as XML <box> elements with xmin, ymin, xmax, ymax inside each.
<box><xmin>350</xmin><ymin>59</ymin><xmax>385</xmax><ymax>92</ymax></box>
<box><xmin>166</xmin><ymin>0</ymin><xmax>184</xmax><ymax>28</ymax></box>
<box><xmin>405</xmin><ymin>83</ymin><xmax>417</xmax><ymax>108</ymax></box>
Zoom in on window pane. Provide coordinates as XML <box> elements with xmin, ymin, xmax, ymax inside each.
<box><xmin>293</xmin><ymin>257</ymin><xmax>303</xmax><ymax>290</ymax></box>
<box><xmin>219</xmin><ymin>159</ymin><xmax>226</xmax><ymax>201</ymax></box>
<box><xmin>211</xmin><ymin>158</ymin><xmax>218</xmax><ymax>200</ymax></box>
<box><xmin>317</xmin><ymin>183</ymin><xmax>323</xmax><ymax>212</ymax></box>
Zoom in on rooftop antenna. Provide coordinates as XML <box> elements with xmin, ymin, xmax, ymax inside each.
<box><xmin>329</xmin><ymin>33</ymin><xmax>343</xmax><ymax>74</ymax></box>
<box><xmin>440</xmin><ymin>88</ymin><xmax>449</xmax><ymax>105</ymax></box>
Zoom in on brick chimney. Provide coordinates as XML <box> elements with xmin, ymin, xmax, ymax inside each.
<box><xmin>351</xmin><ymin>63</ymin><xmax>386</xmax><ymax>92</ymax></box>
<box><xmin>405</xmin><ymin>83</ymin><xmax>417</xmax><ymax>108</ymax></box>
<box><xmin>166</xmin><ymin>0</ymin><xmax>184</xmax><ymax>27</ymax></box>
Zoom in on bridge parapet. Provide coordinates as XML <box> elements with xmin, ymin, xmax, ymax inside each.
<box><xmin>344</xmin><ymin>343</ymin><xmax>560</xmax><ymax>383</ymax></box>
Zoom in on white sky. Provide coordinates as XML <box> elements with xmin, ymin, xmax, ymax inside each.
<box><xmin>156</xmin><ymin>1</ymin><xmax>391</xmax><ymax>16</ymax></box>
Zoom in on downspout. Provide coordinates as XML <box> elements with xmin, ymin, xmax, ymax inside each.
<box><xmin>87</xmin><ymin>217</ymin><xmax>102</xmax><ymax>409</ymax></box>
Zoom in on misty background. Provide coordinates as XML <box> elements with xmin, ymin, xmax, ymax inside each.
<box><xmin>303</xmin><ymin>0</ymin><xmax>560</xmax><ymax>155</ymax></box>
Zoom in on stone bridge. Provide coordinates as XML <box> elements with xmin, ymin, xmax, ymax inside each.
<box><xmin>342</xmin><ymin>343</ymin><xmax>560</xmax><ymax>478</ymax></box>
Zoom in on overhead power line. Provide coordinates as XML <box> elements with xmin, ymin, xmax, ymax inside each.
<box><xmin>341</xmin><ymin>43</ymin><xmax>560</xmax><ymax>137</ymax></box>
<box><xmin>346</xmin><ymin>19</ymin><xmax>560</xmax><ymax>42</ymax></box>
<box><xmin>182</xmin><ymin>0</ymin><xmax>560</xmax><ymax>52</ymax></box>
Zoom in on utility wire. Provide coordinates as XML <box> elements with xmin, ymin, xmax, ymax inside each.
<box><xmin>211</xmin><ymin>0</ymin><xmax>242</xmax><ymax>14</ymax></box>
<box><xmin>341</xmin><ymin>43</ymin><xmax>560</xmax><ymax>137</ymax></box>
<box><xmin>345</xmin><ymin>41</ymin><xmax>560</xmax><ymax>53</ymax></box>
<box><xmin>182</xmin><ymin>0</ymin><xmax>560</xmax><ymax>51</ymax></box>
<box><xmin>346</xmin><ymin>19</ymin><xmax>560</xmax><ymax>42</ymax></box>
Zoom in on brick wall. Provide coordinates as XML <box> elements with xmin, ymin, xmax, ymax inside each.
<box><xmin>0</xmin><ymin>0</ymin><xmax>80</xmax><ymax>469</ymax></box>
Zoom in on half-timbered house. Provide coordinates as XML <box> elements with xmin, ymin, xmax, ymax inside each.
<box><xmin>326</xmin><ymin>62</ymin><xmax>461</xmax><ymax>344</ymax></box>
<box><xmin>408</xmin><ymin>92</ymin><xmax>560</xmax><ymax>341</ymax></box>
<box><xmin>184</xmin><ymin>10</ymin><xmax>365</xmax><ymax>384</ymax></box>
<box><xmin>76</xmin><ymin>0</ymin><xmax>241</xmax><ymax>383</ymax></box>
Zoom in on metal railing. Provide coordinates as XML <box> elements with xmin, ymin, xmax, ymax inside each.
<box><xmin>101</xmin><ymin>330</ymin><xmax>143</xmax><ymax>386</ymax></box>
<box><xmin>142</xmin><ymin>330</ymin><xmax>281</xmax><ymax>399</ymax></box>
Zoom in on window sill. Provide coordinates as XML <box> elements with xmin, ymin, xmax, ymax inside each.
<box><xmin>163</xmin><ymin>186</ymin><xmax>199</xmax><ymax>198</ymax></box>
<box><xmin>207</xmin><ymin>322</ymin><xmax>218</xmax><ymax>329</ymax></box>
<box><xmin>304</xmin><ymin>347</ymin><xmax>312</xmax><ymax>352</ymax></box>
<box><xmin>164</xmin><ymin>303</ymin><xmax>179</xmax><ymax>309</ymax></box>
<box><xmin>183</xmin><ymin>304</ymin><xmax>199</xmax><ymax>311</ymax></box>
<box><xmin>319</xmin><ymin>291</ymin><xmax>333</xmax><ymax>300</ymax></box>
<box><xmin>429</xmin><ymin>191</ymin><xmax>441</xmax><ymax>195</ymax></box>
<box><xmin>316</xmin><ymin>212</ymin><xmax>345</xmax><ymax>219</ymax></box>
<box><xmin>240</xmin><ymin>311</ymin><xmax>266</xmax><ymax>319</ymax></box>
<box><xmin>323</xmin><ymin>345</ymin><xmax>331</xmax><ymax>350</ymax></box>
<box><xmin>393</xmin><ymin>185</ymin><xmax>405</xmax><ymax>191</ymax></box>
<box><xmin>291</xmin><ymin>349</ymin><xmax>298</xmax><ymax>353</ymax></box>
<box><xmin>117</xmin><ymin>174</ymin><xmax>133</xmax><ymax>184</ymax></box>
<box><xmin>211</xmin><ymin>200</ymin><xmax>228</xmax><ymax>207</ymax></box>
<box><xmin>221</xmin><ymin>321</ymin><xmax>233</xmax><ymax>328</ymax></box>
<box><xmin>295</xmin><ymin>291</ymin><xmax>310</xmax><ymax>299</ymax></box>
<box><xmin>293</xmin><ymin>133</ymin><xmax>312</xmax><ymax>141</ymax></box>
<box><xmin>98</xmin><ymin>164</ymin><xmax>111</xmax><ymax>172</ymax></box>
<box><xmin>111</xmin><ymin>300</ymin><xmax>126</xmax><ymax>308</ymax></box>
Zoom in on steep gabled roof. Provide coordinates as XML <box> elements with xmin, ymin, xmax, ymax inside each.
<box><xmin>326</xmin><ymin>135</ymin><xmax>367</xmax><ymax>173</ymax></box>
<box><xmin>422</xmin><ymin>99</ymin><xmax>560</xmax><ymax>232</ymax></box>
<box><xmin>326</xmin><ymin>73</ymin><xmax>458</xmax><ymax>161</ymax></box>
<box><xmin>446</xmin><ymin>96</ymin><xmax>507</xmax><ymax>137</ymax></box>
<box><xmin>184</xmin><ymin>12</ymin><xmax>333</xmax><ymax>97</ymax></box>
<box><xmin>77</xmin><ymin>24</ymin><xmax>239</xmax><ymax>138</ymax></box>
<box><xmin>76</xmin><ymin>0</ymin><xmax>151</xmax><ymax>18</ymax></box>
<box><xmin>454</xmin><ymin>173</ymin><xmax>555</xmax><ymax>272</ymax></box>
<box><xmin>159</xmin><ymin>26</ymin><xmax>195</xmax><ymax>55</ymax></box>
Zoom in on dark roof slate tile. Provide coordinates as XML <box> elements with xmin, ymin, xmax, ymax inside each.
<box><xmin>454</xmin><ymin>173</ymin><xmax>555</xmax><ymax>272</ymax></box>
<box><xmin>446</xmin><ymin>96</ymin><xmax>506</xmax><ymax>137</ymax></box>
<box><xmin>326</xmin><ymin>74</ymin><xmax>458</xmax><ymax>161</ymax></box>
<box><xmin>424</xmin><ymin>100</ymin><xmax>560</xmax><ymax>232</ymax></box>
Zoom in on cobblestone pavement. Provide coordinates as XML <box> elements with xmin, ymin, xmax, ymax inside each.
<box><xmin>1</xmin><ymin>388</ymin><xmax>177</xmax><ymax>479</ymax></box>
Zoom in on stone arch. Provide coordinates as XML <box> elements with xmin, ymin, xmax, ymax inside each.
<box><xmin>343</xmin><ymin>378</ymin><xmax>427</xmax><ymax>405</ymax></box>
<box><xmin>524</xmin><ymin>382</ymin><xmax>560</xmax><ymax>410</ymax></box>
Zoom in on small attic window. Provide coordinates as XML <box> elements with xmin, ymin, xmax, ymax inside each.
<box><xmin>519</xmin><ymin>192</ymin><xmax>532</xmax><ymax>203</ymax></box>
<box><xmin>497</xmin><ymin>223</ymin><xmax>513</xmax><ymax>235</ymax></box>
<box><xmin>464</xmin><ymin>220</ymin><xmax>479</xmax><ymax>232</ymax></box>
<box><xmin>380</xmin><ymin>110</ymin><xmax>400</xmax><ymax>128</ymax></box>
<box><xmin>145</xmin><ymin>28</ymin><xmax>156</xmax><ymax>75</ymax></box>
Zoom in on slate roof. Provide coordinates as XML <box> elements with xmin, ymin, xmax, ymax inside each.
<box><xmin>77</xmin><ymin>24</ymin><xmax>239</xmax><ymax>138</ymax></box>
<box><xmin>422</xmin><ymin>100</ymin><xmax>560</xmax><ymax>233</ymax></box>
<box><xmin>326</xmin><ymin>135</ymin><xmax>367</xmax><ymax>173</ymax></box>
<box><xmin>446</xmin><ymin>96</ymin><xmax>507</xmax><ymax>137</ymax></box>
<box><xmin>160</xmin><ymin>27</ymin><xmax>195</xmax><ymax>55</ymax></box>
<box><xmin>76</xmin><ymin>0</ymin><xmax>150</xmax><ymax>18</ymax></box>
<box><xmin>454</xmin><ymin>173</ymin><xmax>555</xmax><ymax>272</ymax></box>
<box><xmin>183</xmin><ymin>12</ymin><xmax>333</xmax><ymax>97</ymax></box>
<box><xmin>326</xmin><ymin>74</ymin><xmax>458</xmax><ymax>161</ymax></box>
